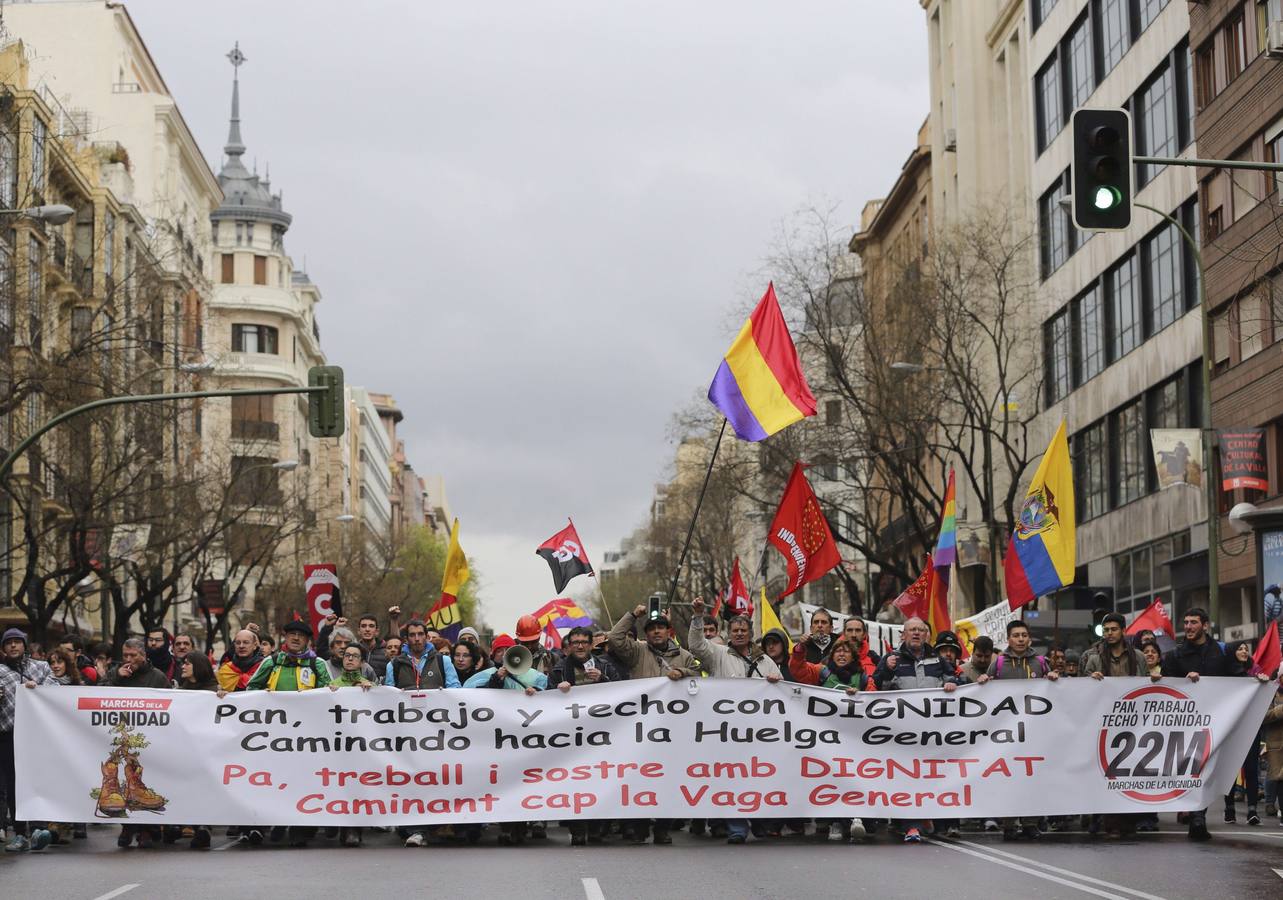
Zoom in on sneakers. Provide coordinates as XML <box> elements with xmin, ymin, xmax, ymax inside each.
<box><xmin>827</xmin><ymin>822</ymin><xmax>845</xmax><ymax>842</ymax></box>
<box><xmin>1021</xmin><ymin>825</ymin><xmax>1041</xmax><ymax>841</ymax></box>
<box><xmin>984</xmin><ymin>819</ymin><xmax>1000</xmax><ymax>832</ymax></box>
<box><xmin>1224</xmin><ymin>807</ymin><xmax>1236</xmax><ymax>824</ymax></box>
<box><xmin>945</xmin><ymin>825</ymin><xmax>960</xmax><ymax>838</ymax></box>
<box><xmin>903</xmin><ymin>827</ymin><xmax>922</xmax><ymax>843</ymax></box>
<box><xmin>190</xmin><ymin>827</ymin><xmax>211</xmax><ymax>850</ymax></box>
<box><xmin>653</xmin><ymin>830</ymin><xmax>672</xmax><ymax>845</ymax></box>
<box><xmin>726</xmin><ymin>834</ymin><xmax>746</xmax><ymax>844</ymax></box>
<box><xmin>529</xmin><ymin>822</ymin><xmax>547</xmax><ymax>840</ymax></box>
<box><xmin>849</xmin><ymin>818</ymin><xmax>866</xmax><ymax>841</ymax></box>
<box><xmin>4</xmin><ymin>834</ymin><xmax>30</xmax><ymax>853</ymax></box>
<box><xmin>570</xmin><ymin>834</ymin><xmax>587</xmax><ymax>846</ymax></box>
<box><xmin>1247</xmin><ymin>809</ymin><xmax>1261</xmax><ymax>826</ymax></box>
<box><xmin>247</xmin><ymin>828</ymin><xmax>264</xmax><ymax>846</ymax></box>
<box><xmin>404</xmin><ymin>832</ymin><xmax>426</xmax><ymax>847</ymax></box>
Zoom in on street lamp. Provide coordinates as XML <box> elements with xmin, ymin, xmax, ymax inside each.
<box><xmin>179</xmin><ymin>361</ymin><xmax>216</xmax><ymax>374</ymax></box>
<box><xmin>889</xmin><ymin>361</ymin><xmax>931</xmax><ymax>374</ymax></box>
<box><xmin>0</xmin><ymin>204</ymin><xmax>75</xmax><ymax>225</ymax></box>
<box><xmin>272</xmin><ymin>459</ymin><xmax>299</xmax><ymax>472</ymax></box>
<box><xmin>335</xmin><ymin>514</ymin><xmax>355</xmax><ymax>523</ymax></box>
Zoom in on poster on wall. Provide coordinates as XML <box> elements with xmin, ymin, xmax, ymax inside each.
<box><xmin>1150</xmin><ymin>429</ymin><xmax>1203</xmax><ymax>489</ymax></box>
<box><xmin>1260</xmin><ymin>530</ymin><xmax>1283</xmax><ymax>624</ymax></box>
<box><xmin>1218</xmin><ymin>429</ymin><xmax>1268</xmax><ymax>492</ymax></box>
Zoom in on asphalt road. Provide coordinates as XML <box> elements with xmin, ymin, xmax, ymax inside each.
<box><xmin>2</xmin><ymin>813</ymin><xmax>1281</xmax><ymax>900</ymax></box>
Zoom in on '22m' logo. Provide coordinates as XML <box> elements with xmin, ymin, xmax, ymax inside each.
<box><xmin>1098</xmin><ymin>684</ymin><xmax>1211</xmax><ymax>802</ymax></box>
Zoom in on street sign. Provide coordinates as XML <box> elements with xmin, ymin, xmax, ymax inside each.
<box><xmin>307</xmin><ymin>365</ymin><xmax>345</xmax><ymax>438</ymax></box>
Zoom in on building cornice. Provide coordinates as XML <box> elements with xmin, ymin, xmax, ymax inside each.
<box><xmin>986</xmin><ymin>0</ymin><xmax>1025</xmax><ymax>51</ymax></box>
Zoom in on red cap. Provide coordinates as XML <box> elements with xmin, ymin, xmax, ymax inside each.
<box><xmin>490</xmin><ymin>634</ymin><xmax>516</xmax><ymax>652</ymax></box>
<box><xmin>515</xmin><ymin>615</ymin><xmax>542</xmax><ymax>641</ymax></box>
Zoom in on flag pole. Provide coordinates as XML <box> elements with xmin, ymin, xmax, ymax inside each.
<box><xmin>574</xmin><ymin>516</ymin><xmax>617</xmax><ymax>629</ymax></box>
<box><xmin>666</xmin><ymin>418</ymin><xmax>728</xmax><ymax>605</ymax></box>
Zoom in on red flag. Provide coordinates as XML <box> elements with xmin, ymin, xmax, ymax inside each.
<box><xmin>542</xmin><ymin>620</ymin><xmax>562</xmax><ymax>651</ymax></box>
<box><xmin>768</xmin><ymin>462</ymin><xmax>841</xmax><ymax>599</ymax></box>
<box><xmin>1254</xmin><ymin>621</ymin><xmax>1281</xmax><ymax>679</ymax></box>
<box><xmin>1126</xmin><ymin>598</ymin><xmax>1174</xmax><ymax>639</ymax></box>
<box><xmin>536</xmin><ymin>519</ymin><xmax>595</xmax><ymax>594</ymax></box>
<box><xmin>304</xmin><ymin>563</ymin><xmax>340</xmax><ymax>637</ymax></box>
<box><xmin>290</xmin><ymin>610</ymin><xmax>303</xmax><ymax>623</ymax></box>
<box><xmin>722</xmin><ymin>558</ymin><xmax>753</xmax><ymax>618</ymax></box>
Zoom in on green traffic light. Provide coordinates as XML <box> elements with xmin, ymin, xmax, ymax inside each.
<box><xmin>1093</xmin><ymin>186</ymin><xmax>1122</xmax><ymax>210</ymax></box>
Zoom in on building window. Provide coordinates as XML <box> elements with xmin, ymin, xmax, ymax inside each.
<box><xmin>1067</xmin><ymin>15</ymin><xmax>1094</xmax><ymax>110</ymax></box>
<box><xmin>1147</xmin><ymin>372</ymin><xmax>1187</xmax><ymax>431</ymax></box>
<box><xmin>1240</xmin><ymin>292</ymin><xmax>1267</xmax><ymax>360</ymax></box>
<box><xmin>1077</xmin><ymin>282</ymin><xmax>1106</xmax><ymax>381</ymax></box>
<box><xmin>1045</xmin><ymin>308</ymin><xmax>1073</xmax><ymax>405</ymax></box>
<box><xmin>231</xmin><ymin>323</ymin><xmax>278</xmax><ymax>354</ymax></box>
<box><xmin>1111</xmin><ymin>398</ymin><xmax>1146</xmax><ymax>506</ymax></box>
<box><xmin>0</xmin><ymin>241</ymin><xmax>10</xmax><ymax>341</ymax></box>
<box><xmin>221</xmin><ymin>254</ymin><xmax>234</xmax><ymax>284</ymax></box>
<box><xmin>231</xmin><ymin>394</ymin><xmax>278</xmax><ymax>441</ymax></box>
<box><xmin>825</xmin><ymin>399</ymin><xmax>841</xmax><ymax>426</ymax></box>
<box><xmin>1036</xmin><ymin>56</ymin><xmax>1063</xmax><ymax>152</ymax></box>
<box><xmin>230</xmin><ymin>456</ymin><xmax>281</xmax><ymax>507</ymax></box>
<box><xmin>30</xmin><ymin>116</ymin><xmax>46</xmax><ymax>197</ymax></box>
<box><xmin>253</xmin><ymin>255</ymin><xmax>267</xmax><ymax>285</ymax></box>
<box><xmin>1039</xmin><ymin>176</ymin><xmax>1074</xmax><ymax>277</ymax></box>
<box><xmin>70</xmin><ymin>307</ymin><xmax>93</xmax><ymax>346</ymax></box>
<box><xmin>1138</xmin><ymin>0</ymin><xmax>1169</xmax><ymax>31</ymax></box>
<box><xmin>245</xmin><ymin>222</ymin><xmax>254</xmax><ymax>245</ymax></box>
<box><xmin>0</xmin><ymin>118</ymin><xmax>15</xmax><ymax>210</ymax></box>
<box><xmin>1075</xmin><ymin>420</ymin><xmax>1109</xmax><ymax>520</ymax></box>
<box><xmin>235</xmin><ymin>222</ymin><xmax>244</xmax><ymax>246</ymax></box>
<box><xmin>1145</xmin><ymin>220</ymin><xmax>1182</xmax><ymax>333</ymax></box>
<box><xmin>1099</xmin><ymin>0</ymin><xmax>1131</xmax><ymax>76</ymax></box>
<box><xmin>103</xmin><ymin>212</ymin><xmax>115</xmax><ymax>278</ymax></box>
<box><xmin>1033</xmin><ymin>0</ymin><xmax>1059</xmax><ymax>31</ymax></box>
<box><xmin>1226</xmin><ymin>12</ymin><xmax>1249</xmax><ymax>83</ymax></box>
<box><xmin>27</xmin><ymin>235</ymin><xmax>41</xmax><ymax>349</ymax></box>
<box><xmin>1109</xmin><ymin>253</ymin><xmax>1141</xmax><ymax>359</ymax></box>
<box><xmin>1136</xmin><ymin>63</ymin><xmax>1178</xmax><ymax>186</ymax></box>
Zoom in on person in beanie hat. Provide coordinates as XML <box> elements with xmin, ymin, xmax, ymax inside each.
<box><xmin>1</xmin><ymin>629</ymin><xmax>58</xmax><ymax>852</ymax></box>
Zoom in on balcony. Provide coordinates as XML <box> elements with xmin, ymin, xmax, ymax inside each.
<box><xmin>231</xmin><ymin>419</ymin><xmax>280</xmax><ymax>441</ymax></box>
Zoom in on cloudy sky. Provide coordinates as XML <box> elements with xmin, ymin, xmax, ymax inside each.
<box><xmin>124</xmin><ymin>0</ymin><xmax>929</xmax><ymax>631</ymax></box>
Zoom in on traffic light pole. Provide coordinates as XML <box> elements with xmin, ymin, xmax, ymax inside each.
<box><xmin>1132</xmin><ymin>200</ymin><xmax>1219</xmax><ymax>632</ymax></box>
<box><xmin>1135</xmin><ymin>155</ymin><xmax>1283</xmax><ymax>174</ymax></box>
<box><xmin>0</xmin><ymin>385</ymin><xmax>326</xmax><ymax>485</ymax></box>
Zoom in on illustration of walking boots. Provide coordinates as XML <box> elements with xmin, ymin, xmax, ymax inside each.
<box><xmin>122</xmin><ymin>754</ymin><xmax>167</xmax><ymax>812</ymax></box>
<box><xmin>94</xmin><ymin>756</ymin><xmax>127</xmax><ymax>818</ymax></box>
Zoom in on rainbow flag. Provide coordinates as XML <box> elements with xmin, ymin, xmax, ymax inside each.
<box><xmin>933</xmin><ymin>469</ymin><xmax>957</xmax><ymax>570</ymax></box>
<box><xmin>708</xmin><ymin>283</ymin><xmax>817</xmax><ymax>441</ymax></box>
<box><xmin>1005</xmin><ymin>421</ymin><xmax>1076</xmax><ymax>610</ymax></box>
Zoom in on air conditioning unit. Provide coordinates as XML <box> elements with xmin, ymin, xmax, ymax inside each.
<box><xmin>943</xmin><ymin>128</ymin><xmax>957</xmax><ymax>151</ymax></box>
<box><xmin>1222</xmin><ymin>623</ymin><xmax>1258</xmax><ymax>642</ymax></box>
<box><xmin>1268</xmin><ymin>20</ymin><xmax>1283</xmax><ymax>59</ymax></box>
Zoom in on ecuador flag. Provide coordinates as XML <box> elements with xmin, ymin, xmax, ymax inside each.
<box><xmin>1004</xmin><ymin>422</ymin><xmax>1076</xmax><ymax>610</ymax></box>
<box><xmin>708</xmin><ymin>283</ymin><xmax>817</xmax><ymax>441</ymax></box>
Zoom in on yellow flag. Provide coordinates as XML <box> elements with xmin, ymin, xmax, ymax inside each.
<box><xmin>440</xmin><ymin>518</ymin><xmax>470</xmax><ymax>599</ymax></box>
<box><xmin>759</xmin><ymin>587</ymin><xmax>792</xmax><ymax>651</ymax></box>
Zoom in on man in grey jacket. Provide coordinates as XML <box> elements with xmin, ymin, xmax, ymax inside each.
<box><xmin>687</xmin><ymin>596</ymin><xmax>780</xmax><ymax>845</ymax></box>
<box><xmin>609</xmin><ymin>605</ymin><xmax>700</xmax><ymax>681</ymax></box>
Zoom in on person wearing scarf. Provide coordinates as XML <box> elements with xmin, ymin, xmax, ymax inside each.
<box><xmin>803</xmin><ymin>608</ymin><xmax>837</xmax><ymax>664</ymax></box>
<box><xmin>246</xmin><ymin>620</ymin><xmax>330</xmax><ymax>693</ymax></box>
<box><xmin>216</xmin><ymin>629</ymin><xmax>265</xmax><ymax>692</ymax></box>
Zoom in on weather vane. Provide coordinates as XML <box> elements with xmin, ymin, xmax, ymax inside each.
<box><xmin>227</xmin><ymin>42</ymin><xmax>246</xmax><ymax>70</ymax></box>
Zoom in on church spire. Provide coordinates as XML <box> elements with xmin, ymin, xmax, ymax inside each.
<box><xmin>224</xmin><ymin>42</ymin><xmax>247</xmax><ymax>159</ymax></box>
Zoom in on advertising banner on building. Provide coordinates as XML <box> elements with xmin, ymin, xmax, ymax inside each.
<box><xmin>1149</xmin><ymin>429</ymin><xmax>1203</xmax><ymax>489</ymax></box>
<box><xmin>1218</xmin><ymin>429</ymin><xmax>1269</xmax><ymax>492</ymax></box>
<box><xmin>16</xmin><ymin>678</ymin><xmax>1270</xmax><ymax>825</ymax></box>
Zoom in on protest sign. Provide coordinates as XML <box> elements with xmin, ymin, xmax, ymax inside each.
<box><xmin>16</xmin><ymin>678</ymin><xmax>1269</xmax><ymax>826</ymax></box>
<box><xmin>798</xmin><ymin>602</ymin><xmax>903</xmax><ymax>652</ymax></box>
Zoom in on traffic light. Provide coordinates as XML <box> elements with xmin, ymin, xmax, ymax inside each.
<box><xmin>1071</xmin><ymin>108</ymin><xmax>1132</xmax><ymax>231</ymax></box>
<box><xmin>307</xmin><ymin>365</ymin><xmax>345</xmax><ymax>438</ymax></box>
<box><xmin>1091</xmin><ymin>594</ymin><xmax>1111</xmax><ymax>638</ymax></box>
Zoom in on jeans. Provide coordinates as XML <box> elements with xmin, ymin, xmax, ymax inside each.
<box><xmin>725</xmin><ymin>819</ymin><xmax>750</xmax><ymax>839</ymax></box>
<box><xmin>0</xmin><ymin>730</ymin><xmax>22</xmax><ymax>836</ymax></box>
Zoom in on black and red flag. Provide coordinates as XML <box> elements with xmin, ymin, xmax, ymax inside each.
<box><xmin>536</xmin><ymin>519</ymin><xmax>594</xmax><ymax>594</ymax></box>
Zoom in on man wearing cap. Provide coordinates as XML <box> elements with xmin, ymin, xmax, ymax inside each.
<box><xmin>608</xmin><ymin>604</ymin><xmax>701</xmax><ymax>682</ymax></box>
<box><xmin>245</xmin><ymin>620</ymin><xmax>330</xmax><ymax>847</ymax></box>
<box><xmin>515</xmin><ymin>614</ymin><xmax>558</xmax><ymax>675</ymax></box>
<box><xmin>1</xmin><ymin>628</ymin><xmax>58</xmax><ymax>852</ymax></box>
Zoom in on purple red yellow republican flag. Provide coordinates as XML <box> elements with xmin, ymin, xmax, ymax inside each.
<box><xmin>708</xmin><ymin>283</ymin><xmax>817</xmax><ymax>441</ymax></box>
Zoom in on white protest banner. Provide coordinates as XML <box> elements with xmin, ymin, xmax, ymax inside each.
<box><xmin>797</xmin><ymin>601</ymin><xmax>902</xmax><ymax>652</ymax></box>
<box><xmin>16</xmin><ymin>678</ymin><xmax>1270</xmax><ymax>826</ymax></box>
<box><xmin>955</xmin><ymin>600</ymin><xmax>1020</xmax><ymax>651</ymax></box>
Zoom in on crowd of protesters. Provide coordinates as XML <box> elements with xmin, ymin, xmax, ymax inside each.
<box><xmin>1</xmin><ymin>599</ymin><xmax>1280</xmax><ymax>852</ymax></box>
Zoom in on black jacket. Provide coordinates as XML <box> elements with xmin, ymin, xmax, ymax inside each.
<box><xmin>1161</xmin><ymin>638</ymin><xmax>1230</xmax><ymax>678</ymax></box>
<box><xmin>108</xmin><ymin>661</ymin><xmax>172</xmax><ymax>689</ymax></box>
<box><xmin>549</xmin><ymin>653</ymin><xmax>622</xmax><ymax>687</ymax></box>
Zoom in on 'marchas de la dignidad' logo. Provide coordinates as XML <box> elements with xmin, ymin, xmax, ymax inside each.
<box><xmin>1097</xmin><ymin>684</ymin><xmax>1211</xmax><ymax>803</ymax></box>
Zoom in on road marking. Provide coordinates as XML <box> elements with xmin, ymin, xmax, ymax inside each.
<box><xmin>581</xmin><ymin>878</ymin><xmax>606</xmax><ymax>900</ymax></box>
<box><xmin>91</xmin><ymin>886</ymin><xmax>140</xmax><ymax>900</ymax></box>
<box><xmin>928</xmin><ymin>839</ymin><xmax>1141</xmax><ymax>900</ymax></box>
<box><xmin>950</xmin><ymin>838</ymin><xmax>1166</xmax><ymax>900</ymax></box>
<box><xmin>1273</xmin><ymin>868</ymin><xmax>1283</xmax><ymax>880</ymax></box>
<box><xmin>213</xmin><ymin>838</ymin><xmax>240</xmax><ymax>851</ymax></box>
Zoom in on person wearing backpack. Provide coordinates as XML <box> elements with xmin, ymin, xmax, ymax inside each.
<box><xmin>976</xmin><ymin>619</ymin><xmax>1057</xmax><ymax>841</ymax></box>
<box><xmin>384</xmin><ymin>619</ymin><xmax>461</xmax><ymax>691</ymax></box>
